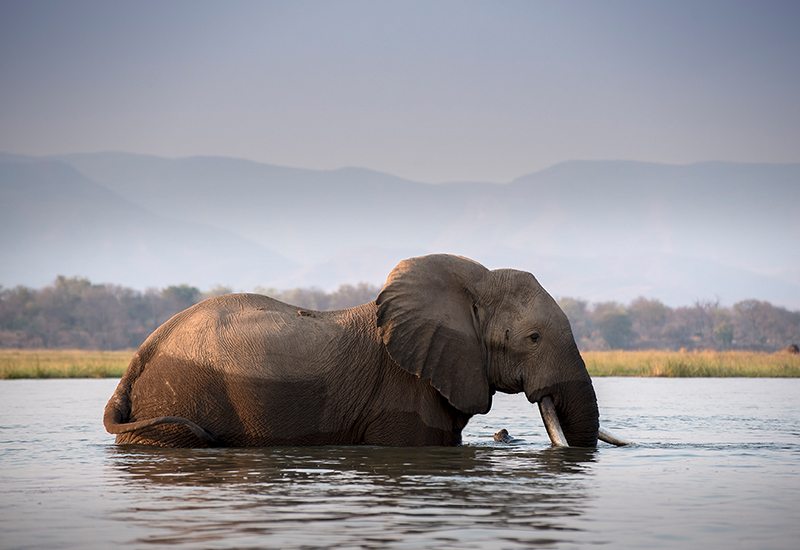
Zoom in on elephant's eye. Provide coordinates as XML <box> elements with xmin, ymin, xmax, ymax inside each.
<box><xmin>529</xmin><ymin>332</ymin><xmax>541</xmax><ymax>344</ymax></box>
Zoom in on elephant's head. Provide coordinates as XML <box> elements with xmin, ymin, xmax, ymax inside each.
<box><xmin>376</xmin><ymin>254</ymin><xmax>599</xmax><ymax>447</ymax></box>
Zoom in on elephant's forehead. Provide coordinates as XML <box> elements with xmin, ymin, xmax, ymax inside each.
<box><xmin>481</xmin><ymin>271</ymin><xmax>569</xmax><ymax>325</ymax></box>
<box><xmin>477</xmin><ymin>271</ymin><xmax>536</xmax><ymax>306</ymax></box>
<box><xmin>485</xmin><ymin>269</ymin><xmax>540</xmax><ymax>294</ymax></box>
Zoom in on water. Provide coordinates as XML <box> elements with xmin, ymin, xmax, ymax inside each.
<box><xmin>1</xmin><ymin>378</ymin><xmax>798</xmax><ymax>549</ymax></box>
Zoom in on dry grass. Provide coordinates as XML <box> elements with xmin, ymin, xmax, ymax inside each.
<box><xmin>1</xmin><ymin>349</ymin><xmax>799</xmax><ymax>379</ymax></box>
<box><xmin>0</xmin><ymin>349</ymin><xmax>132</xmax><ymax>379</ymax></box>
<box><xmin>583</xmin><ymin>350</ymin><xmax>800</xmax><ymax>377</ymax></box>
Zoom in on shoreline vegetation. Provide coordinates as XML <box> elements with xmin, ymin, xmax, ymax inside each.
<box><xmin>583</xmin><ymin>350</ymin><xmax>799</xmax><ymax>378</ymax></box>
<box><xmin>3</xmin><ymin>277</ymin><xmax>799</xmax><ymax>353</ymax></box>
<box><xmin>0</xmin><ymin>349</ymin><xmax>132</xmax><ymax>379</ymax></box>
<box><xmin>1</xmin><ymin>349</ymin><xmax>798</xmax><ymax>380</ymax></box>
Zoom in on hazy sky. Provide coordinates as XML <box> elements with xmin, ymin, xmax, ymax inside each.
<box><xmin>1</xmin><ymin>0</ymin><xmax>798</xmax><ymax>183</ymax></box>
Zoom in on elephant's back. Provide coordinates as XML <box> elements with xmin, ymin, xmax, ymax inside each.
<box><xmin>120</xmin><ymin>294</ymin><xmax>375</xmax><ymax>446</ymax></box>
<box><xmin>199</xmin><ymin>292</ymin><xmax>306</xmax><ymax>315</ymax></box>
<box><xmin>146</xmin><ymin>293</ymin><xmax>340</xmax><ymax>376</ymax></box>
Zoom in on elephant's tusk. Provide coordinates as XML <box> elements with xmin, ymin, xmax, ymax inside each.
<box><xmin>538</xmin><ymin>395</ymin><xmax>569</xmax><ymax>447</ymax></box>
<box><xmin>598</xmin><ymin>426</ymin><xmax>632</xmax><ymax>446</ymax></box>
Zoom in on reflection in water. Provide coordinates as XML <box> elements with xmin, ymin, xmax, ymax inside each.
<box><xmin>105</xmin><ymin>444</ymin><xmax>597</xmax><ymax>548</ymax></box>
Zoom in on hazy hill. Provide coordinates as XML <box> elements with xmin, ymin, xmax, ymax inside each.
<box><xmin>51</xmin><ymin>152</ymin><xmax>464</xmax><ymax>263</ymax></box>
<box><xmin>506</xmin><ymin>161</ymin><xmax>799</xmax><ymax>267</ymax></box>
<box><xmin>0</xmin><ymin>159</ymin><xmax>297</xmax><ymax>290</ymax></box>
<box><xmin>1</xmin><ymin>152</ymin><xmax>798</xmax><ymax>308</ymax></box>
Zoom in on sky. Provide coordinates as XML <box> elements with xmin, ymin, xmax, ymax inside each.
<box><xmin>1</xmin><ymin>0</ymin><xmax>799</xmax><ymax>183</ymax></box>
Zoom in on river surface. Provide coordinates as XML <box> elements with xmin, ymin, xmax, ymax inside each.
<box><xmin>1</xmin><ymin>377</ymin><xmax>798</xmax><ymax>549</ymax></box>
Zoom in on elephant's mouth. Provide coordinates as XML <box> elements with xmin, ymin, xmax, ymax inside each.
<box><xmin>538</xmin><ymin>395</ymin><xmax>631</xmax><ymax>447</ymax></box>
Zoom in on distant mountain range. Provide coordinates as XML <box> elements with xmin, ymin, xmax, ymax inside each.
<box><xmin>1</xmin><ymin>151</ymin><xmax>798</xmax><ymax>308</ymax></box>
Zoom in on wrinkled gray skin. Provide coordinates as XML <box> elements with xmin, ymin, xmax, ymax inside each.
<box><xmin>105</xmin><ymin>254</ymin><xmax>599</xmax><ymax>448</ymax></box>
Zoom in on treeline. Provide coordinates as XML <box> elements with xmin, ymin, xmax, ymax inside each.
<box><xmin>1</xmin><ymin>276</ymin><xmax>798</xmax><ymax>352</ymax></box>
<box><xmin>0</xmin><ymin>276</ymin><xmax>380</xmax><ymax>350</ymax></box>
<box><xmin>560</xmin><ymin>297</ymin><xmax>800</xmax><ymax>352</ymax></box>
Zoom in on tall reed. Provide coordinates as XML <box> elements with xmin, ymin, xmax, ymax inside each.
<box><xmin>1</xmin><ymin>349</ymin><xmax>799</xmax><ymax>379</ymax></box>
<box><xmin>0</xmin><ymin>349</ymin><xmax>131</xmax><ymax>379</ymax></box>
<box><xmin>583</xmin><ymin>350</ymin><xmax>800</xmax><ymax>377</ymax></box>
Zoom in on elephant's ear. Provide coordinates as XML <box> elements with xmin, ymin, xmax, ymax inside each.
<box><xmin>376</xmin><ymin>254</ymin><xmax>492</xmax><ymax>415</ymax></box>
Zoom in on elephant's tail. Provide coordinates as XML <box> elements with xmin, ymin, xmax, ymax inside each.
<box><xmin>103</xmin><ymin>410</ymin><xmax>223</xmax><ymax>446</ymax></box>
<box><xmin>103</xmin><ymin>353</ymin><xmax>222</xmax><ymax>446</ymax></box>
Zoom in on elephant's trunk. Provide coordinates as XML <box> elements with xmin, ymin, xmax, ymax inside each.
<box><xmin>531</xmin><ymin>379</ymin><xmax>600</xmax><ymax>447</ymax></box>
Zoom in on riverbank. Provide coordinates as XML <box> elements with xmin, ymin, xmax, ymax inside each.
<box><xmin>584</xmin><ymin>350</ymin><xmax>800</xmax><ymax>377</ymax></box>
<box><xmin>0</xmin><ymin>350</ymin><xmax>131</xmax><ymax>379</ymax></box>
<box><xmin>2</xmin><ymin>348</ymin><xmax>799</xmax><ymax>379</ymax></box>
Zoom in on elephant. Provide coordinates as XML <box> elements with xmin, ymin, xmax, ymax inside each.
<box><xmin>105</xmin><ymin>254</ymin><xmax>624</xmax><ymax>448</ymax></box>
